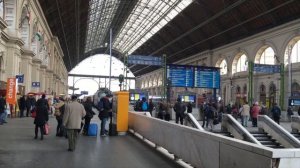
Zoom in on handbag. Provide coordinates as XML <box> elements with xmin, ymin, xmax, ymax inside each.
<box><xmin>44</xmin><ymin>123</ymin><xmax>49</xmax><ymax>135</ymax></box>
<box><xmin>31</xmin><ymin>110</ymin><xmax>36</xmax><ymax>118</ymax></box>
<box><xmin>54</xmin><ymin>109</ymin><xmax>61</xmax><ymax>117</ymax></box>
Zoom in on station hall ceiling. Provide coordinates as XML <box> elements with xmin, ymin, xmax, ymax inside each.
<box><xmin>38</xmin><ymin>0</ymin><xmax>300</xmax><ymax>76</ymax></box>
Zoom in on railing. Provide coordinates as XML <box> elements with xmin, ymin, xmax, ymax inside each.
<box><xmin>128</xmin><ymin>111</ymin><xmax>300</xmax><ymax>168</ymax></box>
<box><xmin>291</xmin><ymin>116</ymin><xmax>300</xmax><ymax>133</ymax></box>
<box><xmin>222</xmin><ymin>114</ymin><xmax>261</xmax><ymax>145</ymax></box>
<box><xmin>258</xmin><ymin>115</ymin><xmax>300</xmax><ymax>148</ymax></box>
<box><xmin>184</xmin><ymin>113</ymin><xmax>204</xmax><ymax>131</ymax></box>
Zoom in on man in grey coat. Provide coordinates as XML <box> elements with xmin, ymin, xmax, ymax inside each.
<box><xmin>63</xmin><ymin>95</ymin><xmax>86</xmax><ymax>152</ymax></box>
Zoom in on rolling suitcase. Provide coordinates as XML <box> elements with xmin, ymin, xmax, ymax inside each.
<box><xmin>109</xmin><ymin>123</ymin><xmax>118</xmax><ymax>136</ymax></box>
<box><xmin>88</xmin><ymin>123</ymin><xmax>98</xmax><ymax>136</ymax></box>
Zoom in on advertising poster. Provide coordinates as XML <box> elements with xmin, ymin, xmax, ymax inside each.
<box><xmin>6</xmin><ymin>78</ymin><xmax>17</xmax><ymax>105</ymax></box>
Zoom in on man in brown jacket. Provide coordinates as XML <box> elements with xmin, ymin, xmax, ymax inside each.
<box><xmin>63</xmin><ymin>95</ymin><xmax>86</xmax><ymax>152</ymax></box>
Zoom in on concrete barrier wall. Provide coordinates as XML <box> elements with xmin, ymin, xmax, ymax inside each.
<box><xmin>128</xmin><ymin>112</ymin><xmax>300</xmax><ymax>168</ymax></box>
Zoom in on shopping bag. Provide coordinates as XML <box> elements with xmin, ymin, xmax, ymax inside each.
<box><xmin>31</xmin><ymin>111</ymin><xmax>36</xmax><ymax>118</ymax></box>
<box><xmin>44</xmin><ymin>123</ymin><xmax>50</xmax><ymax>135</ymax></box>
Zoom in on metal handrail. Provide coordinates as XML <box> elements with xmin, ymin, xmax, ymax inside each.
<box><xmin>223</xmin><ymin>114</ymin><xmax>261</xmax><ymax>145</ymax></box>
<box><xmin>258</xmin><ymin>115</ymin><xmax>300</xmax><ymax>148</ymax></box>
<box><xmin>186</xmin><ymin>113</ymin><xmax>204</xmax><ymax>131</ymax></box>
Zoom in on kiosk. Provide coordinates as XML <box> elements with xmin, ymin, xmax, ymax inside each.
<box><xmin>112</xmin><ymin>91</ymin><xmax>129</xmax><ymax>135</ymax></box>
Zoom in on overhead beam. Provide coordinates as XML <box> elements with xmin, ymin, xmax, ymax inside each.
<box><xmin>68</xmin><ymin>73</ymin><xmax>135</xmax><ymax>80</ymax></box>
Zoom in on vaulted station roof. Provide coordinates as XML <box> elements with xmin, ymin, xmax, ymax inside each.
<box><xmin>38</xmin><ymin>0</ymin><xmax>300</xmax><ymax>76</ymax></box>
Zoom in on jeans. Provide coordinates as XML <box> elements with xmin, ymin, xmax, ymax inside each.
<box><xmin>56</xmin><ymin>118</ymin><xmax>63</xmax><ymax>136</ymax></box>
<box><xmin>0</xmin><ymin>112</ymin><xmax>5</xmax><ymax>124</ymax></box>
<box><xmin>83</xmin><ymin>117</ymin><xmax>92</xmax><ymax>134</ymax></box>
<box><xmin>100</xmin><ymin>117</ymin><xmax>108</xmax><ymax>135</ymax></box>
<box><xmin>242</xmin><ymin>115</ymin><xmax>249</xmax><ymax>127</ymax></box>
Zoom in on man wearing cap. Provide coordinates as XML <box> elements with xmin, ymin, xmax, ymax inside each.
<box><xmin>63</xmin><ymin>95</ymin><xmax>86</xmax><ymax>151</ymax></box>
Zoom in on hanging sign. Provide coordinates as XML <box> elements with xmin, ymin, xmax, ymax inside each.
<box><xmin>6</xmin><ymin>78</ymin><xmax>17</xmax><ymax>104</ymax></box>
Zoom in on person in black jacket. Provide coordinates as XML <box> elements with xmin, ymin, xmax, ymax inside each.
<box><xmin>54</xmin><ymin>97</ymin><xmax>65</xmax><ymax>137</ymax></box>
<box><xmin>25</xmin><ymin>96</ymin><xmax>32</xmax><ymax>117</ymax></box>
<box><xmin>98</xmin><ymin>94</ymin><xmax>112</xmax><ymax>136</ymax></box>
<box><xmin>82</xmin><ymin>97</ymin><xmax>96</xmax><ymax>135</ymax></box>
<box><xmin>187</xmin><ymin>102</ymin><xmax>192</xmax><ymax>113</ymax></box>
<box><xmin>173</xmin><ymin>98</ymin><xmax>186</xmax><ymax>125</ymax></box>
<box><xmin>19</xmin><ymin>95</ymin><xmax>26</xmax><ymax>118</ymax></box>
<box><xmin>148</xmin><ymin>99</ymin><xmax>154</xmax><ymax>116</ymax></box>
<box><xmin>34</xmin><ymin>94</ymin><xmax>49</xmax><ymax>140</ymax></box>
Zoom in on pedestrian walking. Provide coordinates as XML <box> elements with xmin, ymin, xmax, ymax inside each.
<box><xmin>63</xmin><ymin>95</ymin><xmax>86</xmax><ymax>151</ymax></box>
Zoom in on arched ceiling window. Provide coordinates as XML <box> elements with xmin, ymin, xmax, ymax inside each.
<box><xmin>236</xmin><ymin>54</ymin><xmax>248</xmax><ymax>73</ymax></box>
<box><xmin>291</xmin><ymin>39</ymin><xmax>300</xmax><ymax>63</ymax></box>
<box><xmin>219</xmin><ymin>59</ymin><xmax>227</xmax><ymax>75</ymax></box>
<box><xmin>259</xmin><ymin>47</ymin><xmax>275</xmax><ymax>64</ymax></box>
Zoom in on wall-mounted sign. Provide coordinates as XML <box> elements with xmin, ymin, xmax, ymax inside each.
<box><xmin>32</xmin><ymin>82</ymin><xmax>40</xmax><ymax>88</ymax></box>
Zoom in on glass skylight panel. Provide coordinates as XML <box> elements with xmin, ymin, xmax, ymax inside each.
<box><xmin>85</xmin><ymin>0</ymin><xmax>120</xmax><ymax>52</ymax></box>
<box><xmin>113</xmin><ymin>0</ymin><xmax>193</xmax><ymax>55</ymax></box>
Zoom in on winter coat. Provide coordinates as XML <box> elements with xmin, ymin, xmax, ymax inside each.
<box><xmin>241</xmin><ymin>104</ymin><xmax>250</xmax><ymax>116</ymax></box>
<box><xmin>34</xmin><ymin>98</ymin><xmax>49</xmax><ymax>126</ymax></box>
<box><xmin>173</xmin><ymin>102</ymin><xmax>186</xmax><ymax>114</ymax></box>
<box><xmin>83</xmin><ymin>101</ymin><xmax>95</xmax><ymax>119</ymax></box>
<box><xmin>251</xmin><ymin>105</ymin><xmax>260</xmax><ymax>118</ymax></box>
<box><xmin>63</xmin><ymin>101</ymin><xmax>86</xmax><ymax>129</ymax></box>
<box><xmin>19</xmin><ymin>96</ymin><xmax>26</xmax><ymax>110</ymax></box>
<box><xmin>98</xmin><ymin>97</ymin><xmax>111</xmax><ymax>119</ymax></box>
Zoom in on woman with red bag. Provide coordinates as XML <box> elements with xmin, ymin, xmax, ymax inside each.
<box><xmin>34</xmin><ymin>94</ymin><xmax>49</xmax><ymax>140</ymax></box>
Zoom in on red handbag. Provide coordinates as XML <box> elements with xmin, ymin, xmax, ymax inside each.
<box><xmin>31</xmin><ymin>111</ymin><xmax>36</xmax><ymax>118</ymax></box>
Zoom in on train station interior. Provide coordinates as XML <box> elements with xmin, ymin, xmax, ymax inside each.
<box><xmin>1</xmin><ymin>0</ymin><xmax>300</xmax><ymax>167</ymax></box>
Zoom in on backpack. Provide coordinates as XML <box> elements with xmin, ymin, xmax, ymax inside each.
<box><xmin>273</xmin><ymin>107</ymin><xmax>280</xmax><ymax>116</ymax></box>
<box><xmin>142</xmin><ymin>102</ymin><xmax>148</xmax><ymax>111</ymax></box>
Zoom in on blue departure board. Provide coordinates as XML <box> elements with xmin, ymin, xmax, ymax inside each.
<box><xmin>194</xmin><ymin>67</ymin><xmax>220</xmax><ymax>89</ymax></box>
<box><xmin>167</xmin><ymin>64</ymin><xmax>194</xmax><ymax>87</ymax></box>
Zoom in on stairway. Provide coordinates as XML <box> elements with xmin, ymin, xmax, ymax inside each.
<box><xmin>212</xmin><ymin>130</ymin><xmax>234</xmax><ymax>138</ymax></box>
<box><xmin>290</xmin><ymin>132</ymin><xmax>300</xmax><ymax>140</ymax></box>
<box><xmin>250</xmin><ymin>131</ymin><xmax>284</xmax><ymax>148</ymax></box>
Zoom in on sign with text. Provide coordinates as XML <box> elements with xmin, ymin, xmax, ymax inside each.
<box><xmin>127</xmin><ymin>55</ymin><xmax>162</xmax><ymax>66</ymax></box>
<box><xmin>6</xmin><ymin>78</ymin><xmax>17</xmax><ymax>104</ymax></box>
<box><xmin>194</xmin><ymin>67</ymin><xmax>220</xmax><ymax>89</ymax></box>
<box><xmin>81</xmin><ymin>91</ymin><xmax>88</xmax><ymax>95</ymax></box>
<box><xmin>167</xmin><ymin>64</ymin><xmax>194</xmax><ymax>87</ymax></box>
<box><xmin>16</xmin><ymin>74</ymin><xmax>24</xmax><ymax>83</ymax></box>
<box><xmin>167</xmin><ymin>64</ymin><xmax>220</xmax><ymax>89</ymax></box>
<box><xmin>254</xmin><ymin>64</ymin><xmax>281</xmax><ymax>73</ymax></box>
<box><xmin>32</xmin><ymin>82</ymin><xmax>40</xmax><ymax>88</ymax></box>
<box><xmin>289</xmin><ymin>98</ymin><xmax>300</xmax><ymax>106</ymax></box>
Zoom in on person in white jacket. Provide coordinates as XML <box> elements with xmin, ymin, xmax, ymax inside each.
<box><xmin>241</xmin><ymin>102</ymin><xmax>250</xmax><ymax>127</ymax></box>
<box><xmin>63</xmin><ymin>95</ymin><xmax>86</xmax><ymax>152</ymax></box>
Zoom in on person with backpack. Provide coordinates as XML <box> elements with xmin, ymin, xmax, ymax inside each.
<box><xmin>173</xmin><ymin>98</ymin><xmax>186</xmax><ymax>125</ymax></box>
<box><xmin>271</xmin><ymin>103</ymin><xmax>281</xmax><ymax>124</ymax></box>
<box><xmin>140</xmin><ymin>97</ymin><xmax>148</xmax><ymax>112</ymax></box>
<box><xmin>98</xmin><ymin>94</ymin><xmax>112</xmax><ymax>137</ymax></box>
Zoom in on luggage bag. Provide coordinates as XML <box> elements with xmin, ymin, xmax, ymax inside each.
<box><xmin>88</xmin><ymin>123</ymin><xmax>98</xmax><ymax>136</ymax></box>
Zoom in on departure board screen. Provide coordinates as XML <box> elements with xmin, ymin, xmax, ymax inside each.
<box><xmin>194</xmin><ymin>67</ymin><xmax>220</xmax><ymax>89</ymax></box>
<box><xmin>167</xmin><ymin>64</ymin><xmax>194</xmax><ymax>87</ymax></box>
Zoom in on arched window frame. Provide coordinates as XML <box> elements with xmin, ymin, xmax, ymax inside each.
<box><xmin>236</xmin><ymin>54</ymin><xmax>248</xmax><ymax>73</ymax></box>
<box><xmin>259</xmin><ymin>47</ymin><xmax>275</xmax><ymax>65</ymax></box>
<box><xmin>219</xmin><ymin>59</ymin><xmax>227</xmax><ymax>75</ymax></box>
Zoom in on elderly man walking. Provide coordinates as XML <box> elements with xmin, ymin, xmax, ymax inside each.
<box><xmin>63</xmin><ymin>95</ymin><xmax>86</xmax><ymax>152</ymax></box>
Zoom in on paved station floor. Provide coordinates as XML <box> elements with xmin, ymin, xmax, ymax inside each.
<box><xmin>0</xmin><ymin>116</ymin><xmax>181</xmax><ymax>168</ymax></box>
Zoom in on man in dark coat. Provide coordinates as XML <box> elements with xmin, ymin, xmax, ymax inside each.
<box><xmin>173</xmin><ymin>98</ymin><xmax>186</xmax><ymax>125</ymax></box>
<box><xmin>19</xmin><ymin>95</ymin><xmax>26</xmax><ymax>118</ymax></box>
<box><xmin>148</xmin><ymin>99</ymin><xmax>154</xmax><ymax>116</ymax></box>
<box><xmin>25</xmin><ymin>96</ymin><xmax>32</xmax><ymax>117</ymax></box>
<box><xmin>34</xmin><ymin>94</ymin><xmax>49</xmax><ymax>140</ymax></box>
<box><xmin>271</xmin><ymin>103</ymin><xmax>281</xmax><ymax>124</ymax></box>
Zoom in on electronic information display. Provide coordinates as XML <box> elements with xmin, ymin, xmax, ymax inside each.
<box><xmin>167</xmin><ymin>64</ymin><xmax>194</xmax><ymax>87</ymax></box>
<box><xmin>194</xmin><ymin>67</ymin><xmax>220</xmax><ymax>89</ymax></box>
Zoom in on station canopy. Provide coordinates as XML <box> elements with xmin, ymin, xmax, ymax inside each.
<box><xmin>39</xmin><ymin>0</ymin><xmax>300</xmax><ymax>76</ymax></box>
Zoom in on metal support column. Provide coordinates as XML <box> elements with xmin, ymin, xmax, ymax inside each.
<box><xmin>163</xmin><ymin>54</ymin><xmax>167</xmax><ymax>99</ymax></box>
<box><xmin>248</xmin><ymin>61</ymin><xmax>253</xmax><ymax>105</ymax></box>
<box><xmin>280</xmin><ymin>63</ymin><xmax>285</xmax><ymax>109</ymax></box>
